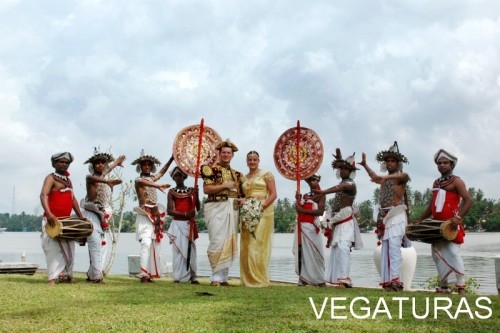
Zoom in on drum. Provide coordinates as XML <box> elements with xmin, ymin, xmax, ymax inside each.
<box><xmin>45</xmin><ymin>217</ymin><xmax>94</xmax><ymax>240</ymax></box>
<box><xmin>406</xmin><ymin>219</ymin><xmax>458</xmax><ymax>244</ymax></box>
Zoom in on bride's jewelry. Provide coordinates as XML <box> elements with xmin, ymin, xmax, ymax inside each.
<box><xmin>247</xmin><ymin>168</ymin><xmax>260</xmax><ymax>178</ymax></box>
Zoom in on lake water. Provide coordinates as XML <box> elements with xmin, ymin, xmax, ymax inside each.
<box><xmin>1</xmin><ymin>232</ymin><xmax>499</xmax><ymax>295</ymax></box>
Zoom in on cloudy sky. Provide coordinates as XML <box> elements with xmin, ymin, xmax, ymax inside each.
<box><xmin>1</xmin><ymin>0</ymin><xmax>500</xmax><ymax>215</ymax></box>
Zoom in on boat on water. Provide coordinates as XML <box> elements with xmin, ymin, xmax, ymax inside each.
<box><xmin>0</xmin><ymin>262</ymin><xmax>39</xmax><ymax>275</ymax></box>
<box><xmin>0</xmin><ymin>227</ymin><xmax>6</xmax><ymax>234</ymax></box>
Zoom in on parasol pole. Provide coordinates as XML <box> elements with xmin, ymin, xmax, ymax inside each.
<box><xmin>296</xmin><ymin>120</ymin><xmax>303</xmax><ymax>275</ymax></box>
<box><xmin>187</xmin><ymin>118</ymin><xmax>204</xmax><ymax>271</ymax></box>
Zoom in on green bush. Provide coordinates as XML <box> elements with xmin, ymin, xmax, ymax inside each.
<box><xmin>422</xmin><ymin>275</ymin><xmax>480</xmax><ymax>294</ymax></box>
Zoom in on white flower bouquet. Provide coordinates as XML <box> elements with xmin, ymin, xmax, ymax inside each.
<box><xmin>239</xmin><ymin>198</ymin><xmax>263</xmax><ymax>239</ymax></box>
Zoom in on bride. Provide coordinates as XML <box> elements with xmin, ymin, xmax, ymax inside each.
<box><xmin>239</xmin><ymin>151</ymin><xmax>277</xmax><ymax>287</ymax></box>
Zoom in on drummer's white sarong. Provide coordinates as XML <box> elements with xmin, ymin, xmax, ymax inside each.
<box><xmin>41</xmin><ymin>218</ymin><xmax>75</xmax><ymax>280</ymax></box>
<box><xmin>293</xmin><ymin>222</ymin><xmax>325</xmax><ymax>285</ymax></box>
<box><xmin>205</xmin><ymin>199</ymin><xmax>238</xmax><ymax>281</ymax></box>
<box><xmin>167</xmin><ymin>219</ymin><xmax>197</xmax><ymax>282</ymax></box>
<box><xmin>135</xmin><ymin>207</ymin><xmax>162</xmax><ymax>278</ymax></box>
<box><xmin>431</xmin><ymin>240</ymin><xmax>465</xmax><ymax>287</ymax></box>
<box><xmin>82</xmin><ymin>209</ymin><xmax>106</xmax><ymax>281</ymax></box>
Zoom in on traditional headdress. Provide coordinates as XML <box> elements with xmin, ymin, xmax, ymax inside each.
<box><xmin>306</xmin><ymin>173</ymin><xmax>321</xmax><ymax>182</ymax></box>
<box><xmin>331</xmin><ymin>148</ymin><xmax>358</xmax><ymax>179</ymax></box>
<box><xmin>216</xmin><ymin>139</ymin><xmax>238</xmax><ymax>152</ymax></box>
<box><xmin>434</xmin><ymin>149</ymin><xmax>458</xmax><ymax>169</ymax></box>
<box><xmin>51</xmin><ymin>152</ymin><xmax>74</xmax><ymax>167</ymax></box>
<box><xmin>84</xmin><ymin>147</ymin><xmax>114</xmax><ymax>173</ymax></box>
<box><xmin>247</xmin><ymin>150</ymin><xmax>259</xmax><ymax>157</ymax></box>
<box><xmin>170</xmin><ymin>166</ymin><xmax>187</xmax><ymax>180</ymax></box>
<box><xmin>131</xmin><ymin>149</ymin><xmax>161</xmax><ymax>173</ymax></box>
<box><xmin>376</xmin><ymin>141</ymin><xmax>408</xmax><ymax>172</ymax></box>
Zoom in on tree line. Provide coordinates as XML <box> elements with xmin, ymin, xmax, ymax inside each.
<box><xmin>2</xmin><ymin>186</ymin><xmax>499</xmax><ymax>233</ymax></box>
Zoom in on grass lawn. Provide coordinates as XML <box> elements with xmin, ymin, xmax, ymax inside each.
<box><xmin>0</xmin><ymin>273</ymin><xmax>498</xmax><ymax>332</ymax></box>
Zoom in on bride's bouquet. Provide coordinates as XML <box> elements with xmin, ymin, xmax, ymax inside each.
<box><xmin>239</xmin><ymin>198</ymin><xmax>263</xmax><ymax>239</ymax></box>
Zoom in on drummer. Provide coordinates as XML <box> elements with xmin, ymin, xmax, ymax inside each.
<box><xmin>40</xmin><ymin>152</ymin><xmax>87</xmax><ymax>286</ymax></box>
<box><xmin>132</xmin><ymin>151</ymin><xmax>174</xmax><ymax>283</ymax></box>
<box><xmin>358</xmin><ymin>142</ymin><xmax>410</xmax><ymax>292</ymax></box>
<box><xmin>416</xmin><ymin>149</ymin><xmax>473</xmax><ymax>295</ymax></box>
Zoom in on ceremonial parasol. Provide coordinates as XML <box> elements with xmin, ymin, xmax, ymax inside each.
<box><xmin>173</xmin><ymin>120</ymin><xmax>221</xmax><ymax>270</ymax></box>
<box><xmin>172</xmin><ymin>123</ymin><xmax>222</xmax><ymax>177</ymax></box>
<box><xmin>273</xmin><ymin>125</ymin><xmax>323</xmax><ymax>180</ymax></box>
<box><xmin>274</xmin><ymin>122</ymin><xmax>323</xmax><ymax>275</ymax></box>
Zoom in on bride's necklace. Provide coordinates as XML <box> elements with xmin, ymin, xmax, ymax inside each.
<box><xmin>247</xmin><ymin>169</ymin><xmax>260</xmax><ymax>178</ymax></box>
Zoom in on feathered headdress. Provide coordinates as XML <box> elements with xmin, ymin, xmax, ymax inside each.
<box><xmin>376</xmin><ymin>141</ymin><xmax>408</xmax><ymax>164</ymax></box>
<box><xmin>84</xmin><ymin>147</ymin><xmax>115</xmax><ymax>173</ymax></box>
<box><xmin>376</xmin><ymin>141</ymin><xmax>408</xmax><ymax>172</ymax></box>
<box><xmin>131</xmin><ymin>149</ymin><xmax>161</xmax><ymax>173</ymax></box>
<box><xmin>331</xmin><ymin>148</ymin><xmax>358</xmax><ymax>179</ymax></box>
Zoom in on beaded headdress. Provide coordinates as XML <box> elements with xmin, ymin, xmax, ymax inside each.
<box><xmin>247</xmin><ymin>150</ymin><xmax>259</xmax><ymax>158</ymax></box>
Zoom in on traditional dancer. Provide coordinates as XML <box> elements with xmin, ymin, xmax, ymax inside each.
<box><xmin>132</xmin><ymin>150</ymin><xmax>173</xmax><ymax>283</ymax></box>
<box><xmin>201</xmin><ymin>139</ymin><xmax>242</xmax><ymax>286</ymax></box>
<box><xmin>294</xmin><ymin>173</ymin><xmax>326</xmax><ymax>287</ymax></box>
<box><xmin>81</xmin><ymin>148</ymin><xmax>125</xmax><ymax>283</ymax></box>
<box><xmin>315</xmin><ymin>149</ymin><xmax>363</xmax><ymax>288</ymax></box>
<box><xmin>359</xmin><ymin>142</ymin><xmax>410</xmax><ymax>291</ymax></box>
<box><xmin>167</xmin><ymin>166</ymin><xmax>200</xmax><ymax>284</ymax></box>
<box><xmin>40</xmin><ymin>152</ymin><xmax>87</xmax><ymax>286</ymax></box>
<box><xmin>417</xmin><ymin>149</ymin><xmax>473</xmax><ymax>295</ymax></box>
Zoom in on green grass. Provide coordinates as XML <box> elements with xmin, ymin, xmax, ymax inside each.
<box><xmin>0</xmin><ymin>273</ymin><xmax>498</xmax><ymax>332</ymax></box>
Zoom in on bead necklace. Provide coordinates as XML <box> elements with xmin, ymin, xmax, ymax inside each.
<box><xmin>173</xmin><ymin>187</ymin><xmax>190</xmax><ymax>194</ymax></box>
<box><xmin>52</xmin><ymin>173</ymin><xmax>72</xmax><ymax>188</ymax></box>
<box><xmin>437</xmin><ymin>175</ymin><xmax>452</xmax><ymax>184</ymax></box>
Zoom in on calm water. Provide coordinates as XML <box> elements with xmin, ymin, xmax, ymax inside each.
<box><xmin>1</xmin><ymin>231</ymin><xmax>499</xmax><ymax>295</ymax></box>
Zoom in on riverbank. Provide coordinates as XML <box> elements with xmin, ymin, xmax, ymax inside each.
<box><xmin>1</xmin><ymin>272</ymin><xmax>498</xmax><ymax>333</ymax></box>
<box><xmin>2</xmin><ymin>232</ymin><xmax>500</xmax><ymax>294</ymax></box>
